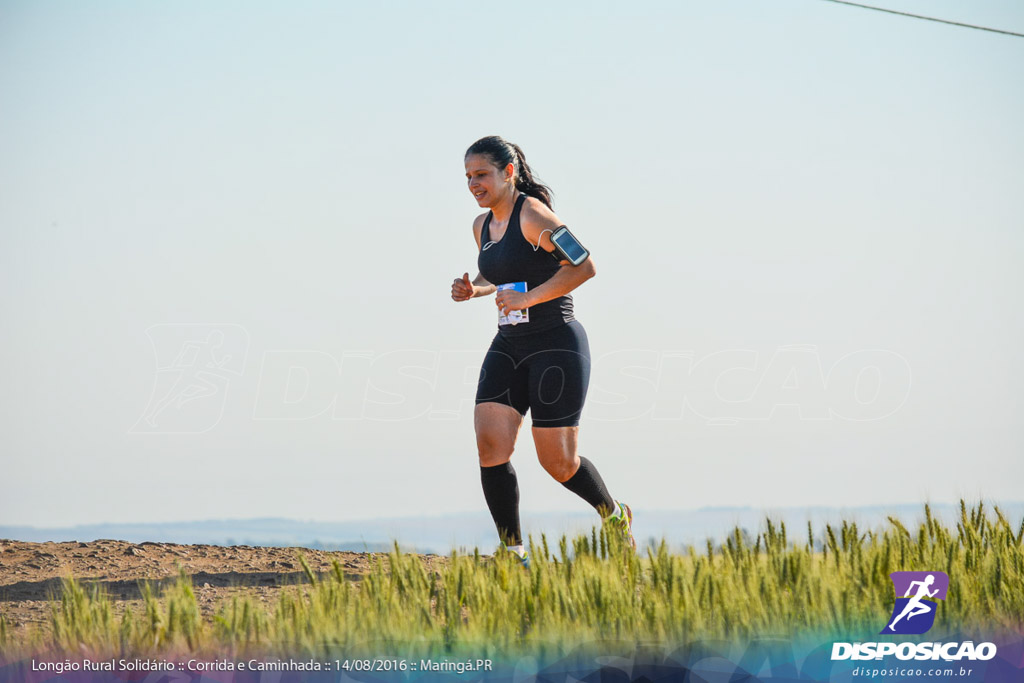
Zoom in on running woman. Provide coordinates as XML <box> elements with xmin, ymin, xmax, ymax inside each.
<box><xmin>451</xmin><ymin>136</ymin><xmax>634</xmax><ymax>566</ymax></box>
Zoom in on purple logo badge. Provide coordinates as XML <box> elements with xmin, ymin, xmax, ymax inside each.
<box><xmin>882</xmin><ymin>571</ymin><xmax>949</xmax><ymax>635</ymax></box>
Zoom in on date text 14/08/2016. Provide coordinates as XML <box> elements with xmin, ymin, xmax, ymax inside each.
<box><xmin>339</xmin><ymin>659</ymin><xmax>494</xmax><ymax>674</ymax></box>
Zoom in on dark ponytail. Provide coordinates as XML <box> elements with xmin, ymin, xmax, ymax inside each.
<box><xmin>465</xmin><ymin>135</ymin><xmax>554</xmax><ymax>209</ymax></box>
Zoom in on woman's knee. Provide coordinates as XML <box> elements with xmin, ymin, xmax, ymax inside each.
<box><xmin>538</xmin><ymin>453</ymin><xmax>579</xmax><ymax>482</ymax></box>
<box><xmin>476</xmin><ymin>430</ymin><xmax>514</xmax><ymax>466</ymax></box>
<box><xmin>533</xmin><ymin>427</ymin><xmax>580</xmax><ymax>482</ymax></box>
<box><xmin>475</xmin><ymin>403</ymin><xmax>522</xmax><ymax>466</ymax></box>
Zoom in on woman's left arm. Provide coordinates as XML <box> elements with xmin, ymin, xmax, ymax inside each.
<box><xmin>494</xmin><ymin>199</ymin><xmax>597</xmax><ymax>315</ymax></box>
<box><xmin>522</xmin><ymin>256</ymin><xmax>597</xmax><ymax>307</ymax></box>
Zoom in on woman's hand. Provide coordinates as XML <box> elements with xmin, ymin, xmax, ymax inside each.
<box><xmin>495</xmin><ymin>288</ymin><xmax>531</xmax><ymax>316</ymax></box>
<box><xmin>451</xmin><ymin>272</ymin><xmax>476</xmax><ymax>302</ymax></box>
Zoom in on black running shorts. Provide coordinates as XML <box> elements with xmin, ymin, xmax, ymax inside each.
<box><xmin>475</xmin><ymin>320</ymin><xmax>591</xmax><ymax>428</ymax></box>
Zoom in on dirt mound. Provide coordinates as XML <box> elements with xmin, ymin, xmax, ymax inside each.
<box><xmin>0</xmin><ymin>538</ymin><xmax>443</xmax><ymax>641</ymax></box>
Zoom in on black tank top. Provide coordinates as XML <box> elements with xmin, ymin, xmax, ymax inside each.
<box><xmin>477</xmin><ymin>193</ymin><xmax>575</xmax><ymax>337</ymax></box>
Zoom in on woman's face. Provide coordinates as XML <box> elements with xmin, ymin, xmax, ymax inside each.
<box><xmin>465</xmin><ymin>153</ymin><xmax>513</xmax><ymax>208</ymax></box>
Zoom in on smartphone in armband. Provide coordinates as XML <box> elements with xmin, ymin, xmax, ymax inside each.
<box><xmin>549</xmin><ymin>225</ymin><xmax>590</xmax><ymax>266</ymax></box>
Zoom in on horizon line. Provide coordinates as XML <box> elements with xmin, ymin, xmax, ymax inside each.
<box><xmin>3</xmin><ymin>499</ymin><xmax>1022</xmax><ymax>532</ymax></box>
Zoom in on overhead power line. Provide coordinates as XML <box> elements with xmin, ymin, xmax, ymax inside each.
<box><xmin>818</xmin><ymin>0</ymin><xmax>1024</xmax><ymax>38</ymax></box>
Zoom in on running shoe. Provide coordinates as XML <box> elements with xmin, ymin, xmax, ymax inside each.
<box><xmin>500</xmin><ymin>544</ymin><xmax>531</xmax><ymax>569</ymax></box>
<box><xmin>606</xmin><ymin>501</ymin><xmax>636</xmax><ymax>551</ymax></box>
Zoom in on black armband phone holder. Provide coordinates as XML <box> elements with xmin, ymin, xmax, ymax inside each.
<box><xmin>549</xmin><ymin>225</ymin><xmax>590</xmax><ymax>266</ymax></box>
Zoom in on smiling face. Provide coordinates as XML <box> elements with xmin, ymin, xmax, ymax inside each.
<box><xmin>465</xmin><ymin>153</ymin><xmax>514</xmax><ymax>208</ymax></box>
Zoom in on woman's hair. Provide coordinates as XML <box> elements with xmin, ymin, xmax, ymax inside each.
<box><xmin>465</xmin><ymin>136</ymin><xmax>553</xmax><ymax>209</ymax></box>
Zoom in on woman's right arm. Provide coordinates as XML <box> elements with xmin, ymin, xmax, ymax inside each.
<box><xmin>451</xmin><ymin>215</ymin><xmax>496</xmax><ymax>301</ymax></box>
<box><xmin>470</xmin><ymin>274</ymin><xmax>496</xmax><ymax>297</ymax></box>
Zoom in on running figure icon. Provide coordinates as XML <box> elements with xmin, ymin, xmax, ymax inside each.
<box><xmin>886</xmin><ymin>574</ymin><xmax>939</xmax><ymax>632</ymax></box>
<box><xmin>142</xmin><ymin>330</ymin><xmax>232</xmax><ymax>427</ymax></box>
<box><xmin>131</xmin><ymin>324</ymin><xmax>249</xmax><ymax>434</ymax></box>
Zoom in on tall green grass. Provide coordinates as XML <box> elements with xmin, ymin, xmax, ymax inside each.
<box><xmin>3</xmin><ymin>501</ymin><xmax>1021</xmax><ymax>659</ymax></box>
<box><xmin>45</xmin><ymin>569</ymin><xmax>204</xmax><ymax>657</ymax></box>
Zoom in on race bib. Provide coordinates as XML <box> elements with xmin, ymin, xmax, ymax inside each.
<box><xmin>497</xmin><ymin>282</ymin><xmax>529</xmax><ymax>326</ymax></box>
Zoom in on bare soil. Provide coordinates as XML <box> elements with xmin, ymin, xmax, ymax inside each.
<box><xmin>0</xmin><ymin>538</ymin><xmax>445</xmax><ymax>642</ymax></box>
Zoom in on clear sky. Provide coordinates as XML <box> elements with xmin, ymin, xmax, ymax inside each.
<box><xmin>2</xmin><ymin>0</ymin><xmax>1022</xmax><ymax>528</ymax></box>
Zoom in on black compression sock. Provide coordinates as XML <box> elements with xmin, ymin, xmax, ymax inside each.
<box><xmin>480</xmin><ymin>462</ymin><xmax>522</xmax><ymax>546</ymax></box>
<box><xmin>561</xmin><ymin>456</ymin><xmax>616</xmax><ymax>517</ymax></box>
